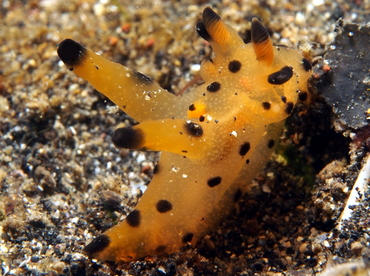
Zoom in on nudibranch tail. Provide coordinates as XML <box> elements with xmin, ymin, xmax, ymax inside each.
<box><xmin>251</xmin><ymin>18</ymin><xmax>274</xmax><ymax>65</ymax></box>
<box><xmin>57</xmin><ymin>7</ymin><xmax>312</xmax><ymax>262</ymax></box>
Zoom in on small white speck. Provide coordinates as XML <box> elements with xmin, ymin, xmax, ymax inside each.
<box><xmin>70</xmin><ymin>217</ymin><xmax>79</xmax><ymax>224</ymax></box>
<box><xmin>312</xmin><ymin>0</ymin><xmax>324</xmax><ymax>6</ymax></box>
<box><xmin>106</xmin><ymin>105</ymin><xmax>119</xmax><ymax>114</ymax></box>
<box><xmin>351</xmin><ymin>13</ymin><xmax>358</xmax><ymax>21</ymax></box>
<box><xmin>94</xmin><ymin>167</ymin><xmax>101</xmax><ymax>174</ymax></box>
<box><xmin>171</xmin><ymin>166</ymin><xmax>180</xmax><ymax>173</ymax></box>
<box><xmin>182</xmin><ymin>174</ymin><xmax>188</xmax><ymax>178</ymax></box>
<box><xmin>230</xmin><ymin>130</ymin><xmax>238</xmax><ymax>137</ymax></box>
<box><xmin>68</xmin><ymin>126</ymin><xmax>77</xmax><ymax>135</ymax></box>
<box><xmin>205</xmin><ymin>114</ymin><xmax>213</xmax><ymax>121</ymax></box>
<box><xmin>158</xmin><ymin>266</ymin><xmax>166</xmax><ymax>274</ymax></box>
<box><xmin>306</xmin><ymin>3</ymin><xmax>314</xmax><ymax>13</ymax></box>
<box><xmin>262</xmin><ymin>184</ymin><xmax>271</xmax><ymax>193</ymax></box>
<box><xmin>295</xmin><ymin>12</ymin><xmax>305</xmax><ymax>25</ymax></box>
<box><xmin>19</xmin><ymin>257</ymin><xmax>31</xmax><ymax>268</ymax></box>
<box><xmin>190</xmin><ymin>64</ymin><xmax>201</xmax><ymax>74</ymax></box>
<box><xmin>323</xmin><ymin>240</ymin><xmax>331</xmax><ymax>248</ymax></box>
<box><xmin>68</xmin><ymin>83</ymin><xmax>79</xmax><ymax>92</ymax></box>
<box><xmin>73</xmin><ymin>252</ymin><xmax>87</xmax><ymax>260</ymax></box>
<box><xmin>93</xmin><ymin>3</ymin><xmax>105</xmax><ymax>16</ymax></box>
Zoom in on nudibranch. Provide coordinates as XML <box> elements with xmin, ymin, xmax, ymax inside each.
<box><xmin>57</xmin><ymin>7</ymin><xmax>312</xmax><ymax>262</ymax></box>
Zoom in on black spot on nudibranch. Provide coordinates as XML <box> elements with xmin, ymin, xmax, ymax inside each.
<box><xmin>234</xmin><ymin>189</ymin><xmax>242</xmax><ymax>202</ymax></box>
<box><xmin>57</xmin><ymin>39</ymin><xmax>87</xmax><ymax>68</ymax></box>
<box><xmin>83</xmin><ymin>234</ymin><xmax>110</xmax><ymax>257</ymax></box>
<box><xmin>182</xmin><ymin>233</ymin><xmax>194</xmax><ymax>243</ymax></box>
<box><xmin>199</xmin><ymin>115</ymin><xmax>205</xmax><ymax>122</ymax></box>
<box><xmin>268</xmin><ymin>66</ymin><xmax>293</xmax><ymax>85</ymax></box>
<box><xmin>285</xmin><ymin>102</ymin><xmax>294</xmax><ymax>114</ymax></box>
<box><xmin>267</xmin><ymin>139</ymin><xmax>275</xmax><ymax>149</ymax></box>
<box><xmin>239</xmin><ymin>142</ymin><xmax>251</xmax><ymax>156</ymax></box>
<box><xmin>112</xmin><ymin>127</ymin><xmax>144</xmax><ymax>149</ymax></box>
<box><xmin>153</xmin><ymin>164</ymin><xmax>160</xmax><ymax>174</ymax></box>
<box><xmin>185</xmin><ymin>122</ymin><xmax>203</xmax><ymax>137</ymax></box>
<box><xmin>133</xmin><ymin>70</ymin><xmax>153</xmax><ymax>84</ymax></box>
<box><xmin>281</xmin><ymin>96</ymin><xmax>287</xmax><ymax>103</ymax></box>
<box><xmin>301</xmin><ymin>58</ymin><xmax>312</xmax><ymax>72</ymax></box>
<box><xmin>207</xmin><ymin>176</ymin><xmax>222</xmax><ymax>187</ymax></box>
<box><xmin>156</xmin><ymin>199</ymin><xmax>173</xmax><ymax>213</ymax></box>
<box><xmin>228</xmin><ymin>60</ymin><xmax>242</xmax><ymax>73</ymax></box>
<box><xmin>126</xmin><ymin>209</ymin><xmax>141</xmax><ymax>227</ymax></box>
<box><xmin>262</xmin><ymin>102</ymin><xmax>271</xmax><ymax>110</ymax></box>
<box><xmin>155</xmin><ymin>245</ymin><xmax>167</xmax><ymax>254</ymax></box>
<box><xmin>189</xmin><ymin>104</ymin><xmax>196</xmax><ymax>111</ymax></box>
<box><xmin>298</xmin><ymin>91</ymin><xmax>308</xmax><ymax>102</ymax></box>
<box><xmin>207</xmin><ymin>82</ymin><xmax>221</xmax><ymax>92</ymax></box>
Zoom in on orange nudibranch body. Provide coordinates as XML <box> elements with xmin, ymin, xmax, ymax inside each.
<box><xmin>57</xmin><ymin>7</ymin><xmax>312</xmax><ymax>262</ymax></box>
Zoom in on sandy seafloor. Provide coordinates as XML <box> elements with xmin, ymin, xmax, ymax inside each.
<box><xmin>1</xmin><ymin>0</ymin><xmax>370</xmax><ymax>275</ymax></box>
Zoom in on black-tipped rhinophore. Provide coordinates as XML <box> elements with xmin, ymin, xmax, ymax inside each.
<box><xmin>57</xmin><ymin>39</ymin><xmax>86</xmax><ymax>67</ymax></box>
<box><xmin>251</xmin><ymin>18</ymin><xmax>269</xmax><ymax>44</ymax></box>
<box><xmin>251</xmin><ymin>18</ymin><xmax>274</xmax><ymax>64</ymax></box>
<box><xmin>196</xmin><ymin>21</ymin><xmax>212</xmax><ymax>41</ymax></box>
<box><xmin>196</xmin><ymin>7</ymin><xmax>222</xmax><ymax>42</ymax></box>
<box><xmin>202</xmin><ymin>7</ymin><xmax>221</xmax><ymax>27</ymax></box>
<box><xmin>112</xmin><ymin>127</ymin><xmax>144</xmax><ymax>149</ymax></box>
